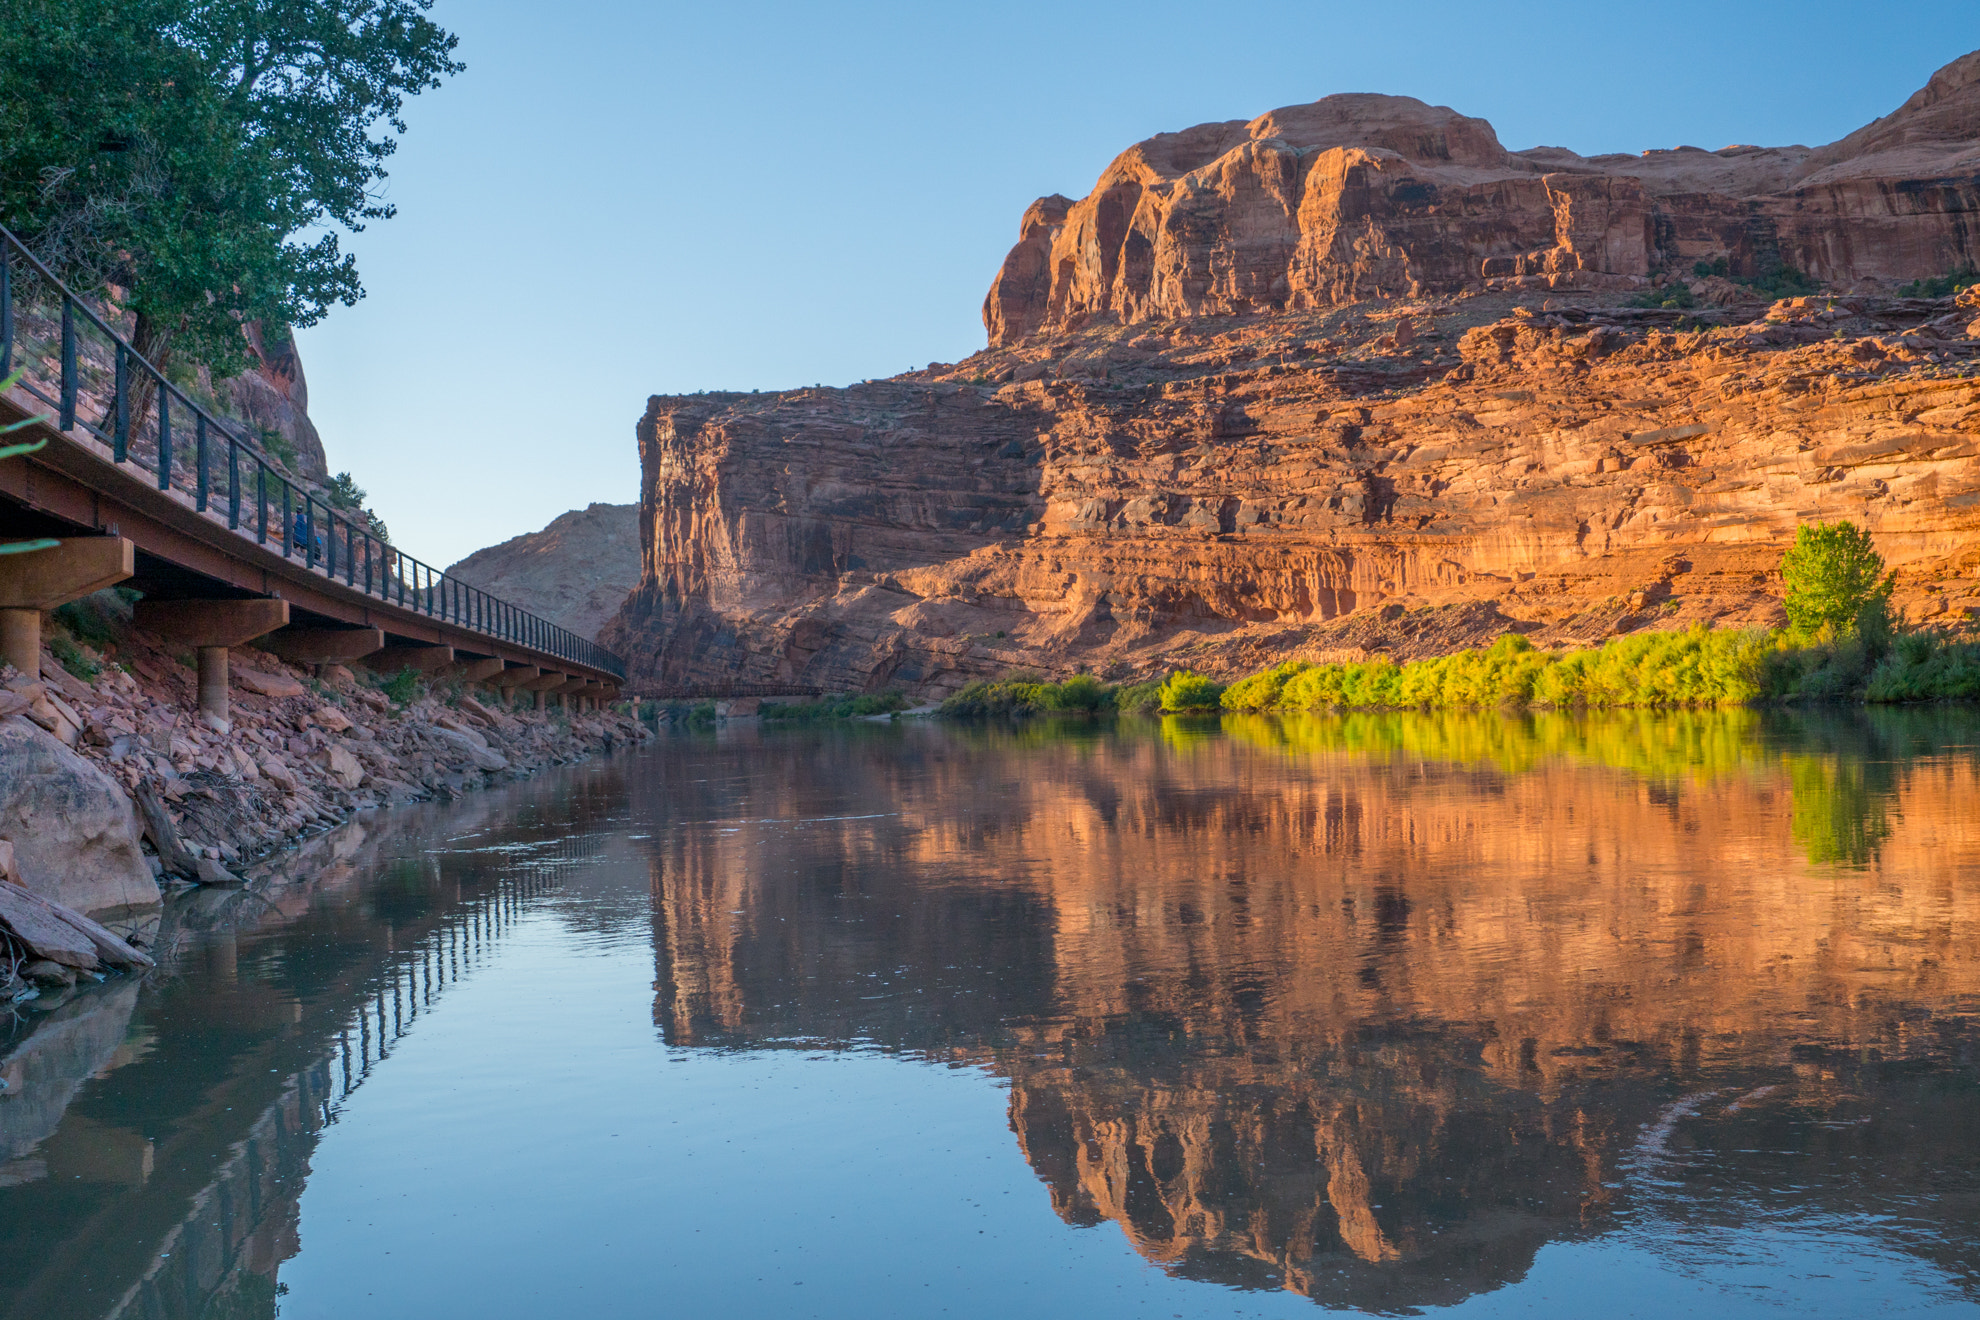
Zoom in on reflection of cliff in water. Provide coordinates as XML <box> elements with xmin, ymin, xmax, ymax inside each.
<box><xmin>0</xmin><ymin>764</ymin><xmax>628</xmax><ymax>1320</ymax></box>
<box><xmin>645</xmin><ymin>710</ymin><xmax>1980</xmax><ymax>1310</ymax></box>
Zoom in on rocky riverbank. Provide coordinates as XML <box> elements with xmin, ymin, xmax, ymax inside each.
<box><xmin>0</xmin><ymin>590</ymin><xmax>651</xmax><ymax>990</ymax></box>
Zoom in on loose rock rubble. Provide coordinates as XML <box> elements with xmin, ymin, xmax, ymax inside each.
<box><xmin>2</xmin><ymin>605</ymin><xmax>651</xmax><ymax>910</ymax></box>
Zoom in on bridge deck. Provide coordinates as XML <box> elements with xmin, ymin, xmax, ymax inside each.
<box><xmin>0</xmin><ymin>220</ymin><xmax>623</xmax><ymax>689</ymax></box>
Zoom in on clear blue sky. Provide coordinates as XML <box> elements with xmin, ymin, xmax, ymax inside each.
<box><xmin>293</xmin><ymin>0</ymin><xmax>1980</xmax><ymax>568</ymax></box>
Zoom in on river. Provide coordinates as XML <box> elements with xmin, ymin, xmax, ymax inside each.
<box><xmin>1</xmin><ymin>709</ymin><xmax>1976</xmax><ymax>1319</ymax></box>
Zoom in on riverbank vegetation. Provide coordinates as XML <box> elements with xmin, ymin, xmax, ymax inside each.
<box><xmin>761</xmin><ymin>692</ymin><xmax>910</xmax><ymax>721</ymax></box>
<box><xmin>935</xmin><ymin>522</ymin><xmax>1980</xmax><ymax>719</ymax></box>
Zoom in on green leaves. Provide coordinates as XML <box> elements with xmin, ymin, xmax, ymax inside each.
<box><xmin>0</xmin><ymin>0</ymin><xmax>461</xmax><ymax>377</ymax></box>
<box><xmin>1779</xmin><ymin>521</ymin><xmax>1893</xmax><ymax>639</ymax></box>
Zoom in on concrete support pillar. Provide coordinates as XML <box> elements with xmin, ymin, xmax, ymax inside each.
<box><xmin>198</xmin><ymin>647</ymin><xmax>230</xmax><ymax>723</ymax></box>
<box><xmin>133</xmin><ymin>597</ymin><xmax>290</xmax><ymax>729</ymax></box>
<box><xmin>533</xmin><ymin>690</ymin><xmax>544</xmax><ymax>711</ymax></box>
<box><xmin>0</xmin><ymin>537</ymin><xmax>134</xmax><ymax>677</ymax></box>
<box><xmin>0</xmin><ymin>609</ymin><xmax>37</xmax><ymax>677</ymax></box>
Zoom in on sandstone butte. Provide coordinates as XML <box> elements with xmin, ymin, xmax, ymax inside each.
<box><xmin>603</xmin><ymin>51</ymin><xmax>1980</xmax><ymax>698</ymax></box>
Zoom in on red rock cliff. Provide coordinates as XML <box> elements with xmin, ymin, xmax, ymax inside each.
<box><xmin>985</xmin><ymin>52</ymin><xmax>1980</xmax><ymax>345</ymax></box>
<box><xmin>604</xmin><ymin>56</ymin><xmax>1980</xmax><ymax>698</ymax></box>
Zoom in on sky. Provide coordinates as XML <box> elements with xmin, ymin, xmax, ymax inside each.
<box><xmin>293</xmin><ymin>0</ymin><xmax>1980</xmax><ymax>568</ymax></box>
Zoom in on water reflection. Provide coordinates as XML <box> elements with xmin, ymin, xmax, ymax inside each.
<box><xmin>0</xmin><ymin>765</ymin><xmax>630</xmax><ymax>1320</ymax></box>
<box><xmin>0</xmin><ymin>711</ymin><xmax>1973</xmax><ymax>1317</ymax></box>
<box><xmin>644</xmin><ymin>708</ymin><xmax>1980</xmax><ymax>1311</ymax></box>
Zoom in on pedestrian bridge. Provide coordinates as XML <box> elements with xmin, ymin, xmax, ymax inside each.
<box><xmin>0</xmin><ymin>223</ymin><xmax>625</xmax><ymax>722</ymax></box>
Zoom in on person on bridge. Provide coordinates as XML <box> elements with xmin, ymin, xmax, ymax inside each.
<box><xmin>291</xmin><ymin>509</ymin><xmax>323</xmax><ymax>556</ymax></box>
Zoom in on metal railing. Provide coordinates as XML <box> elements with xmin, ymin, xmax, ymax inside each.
<box><xmin>0</xmin><ymin>222</ymin><xmax>623</xmax><ymax>679</ymax></box>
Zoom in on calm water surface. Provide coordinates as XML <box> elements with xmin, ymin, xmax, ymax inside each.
<box><xmin>2</xmin><ymin>709</ymin><xmax>1977</xmax><ymax>1318</ymax></box>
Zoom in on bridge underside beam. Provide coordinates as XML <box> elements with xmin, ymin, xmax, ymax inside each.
<box><xmin>370</xmin><ymin>644</ymin><xmax>454</xmax><ymax>674</ymax></box>
<box><xmin>0</xmin><ymin>536</ymin><xmax>133</xmax><ymax>676</ymax></box>
<box><xmin>264</xmin><ymin>626</ymin><xmax>385</xmax><ymax>665</ymax></box>
<box><xmin>447</xmin><ymin>657</ymin><xmax>507</xmax><ymax>684</ymax></box>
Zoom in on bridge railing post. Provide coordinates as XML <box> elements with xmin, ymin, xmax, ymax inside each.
<box><xmin>58</xmin><ymin>301</ymin><xmax>75</xmax><ymax>431</ymax></box>
<box><xmin>0</xmin><ymin>243</ymin><xmax>11</xmax><ymax>377</ymax></box>
<box><xmin>157</xmin><ymin>385</ymin><xmax>171</xmax><ymax>490</ymax></box>
<box><xmin>195</xmin><ymin>414</ymin><xmax>209</xmax><ymax>512</ymax></box>
<box><xmin>112</xmin><ymin>347</ymin><xmax>128</xmax><ymax>462</ymax></box>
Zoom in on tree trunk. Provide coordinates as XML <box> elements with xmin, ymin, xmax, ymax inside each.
<box><xmin>97</xmin><ymin>311</ymin><xmax>176</xmax><ymax>440</ymax></box>
<box><xmin>125</xmin><ymin>311</ymin><xmax>175</xmax><ymax>437</ymax></box>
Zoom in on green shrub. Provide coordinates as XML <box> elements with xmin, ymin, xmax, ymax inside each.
<box><xmin>1050</xmin><ymin>673</ymin><xmax>1111</xmax><ymax>711</ymax></box>
<box><xmin>762</xmin><ymin>691</ymin><xmax>910</xmax><ymax>721</ymax></box>
<box><xmin>1159</xmin><ymin>670</ymin><xmax>1225</xmax><ymax>712</ymax></box>
<box><xmin>381</xmin><ymin>667</ymin><xmax>423</xmax><ymax>705</ymax></box>
<box><xmin>51</xmin><ymin>591</ymin><xmax>126</xmax><ymax>648</ymax></box>
<box><xmin>1896</xmin><ymin>269</ymin><xmax>1979</xmax><ymax>299</ymax></box>
<box><xmin>1112</xmin><ymin>678</ymin><xmax>1166</xmax><ymax>715</ymax></box>
<box><xmin>48</xmin><ymin>633</ymin><xmax>100</xmax><ymax>682</ymax></box>
<box><xmin>1221</xmin><ymin>660</ymin><xmax>1312</xmax><ymax>711</ymax></box>
<box><xmin>1221</xmin><ymin>627</ymin><xmax>1770</xmax><ymax>713</ymax></box>
<box><xmin>1780</xmin><ymin>520</ymin><xmax>1893</xmax><ymax>638</ymax></box>
<box><xmin>1631</xmin><ymin>283</ymin><xmax>1696</xmax><ymax>310</ymax></box>
<box><xmin>1744</xmin><ymin>265</ymin><xmax>1820</xmax><ymax>298</ymax></box>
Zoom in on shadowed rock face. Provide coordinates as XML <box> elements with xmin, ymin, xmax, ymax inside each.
<box><xmin>446</xmin><ymin>502</ymin><xmax>641</xmax><ymax>641</ymax></box>
<box><xmin>604</xmin><ymin>55</ymin><xmax>1980</xmax><ymax>700</ymax></box>
<box><xmin>643</xmin><ymin>712</ymin><xmax>1980</xmax><ymax>1310</ymax></box>
<box><xmin>985</xmin><ymin>52</ymin><xmax>1980</xmax><ymax>345</ymax></box>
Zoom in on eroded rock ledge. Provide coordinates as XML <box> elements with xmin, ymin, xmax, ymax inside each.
<box><xmin>604</xmin><ymin>55</ymin><xmax>1980</xmax><ymax>699</ymax></box>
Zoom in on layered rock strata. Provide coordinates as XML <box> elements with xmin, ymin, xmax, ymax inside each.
<box><xmin>608</xmin><ymin>55</ymin><xmax>1980</xmax><ymax>698</ymax></box>
<box><xmin>609</xmin><ymin>287</ymin><xmax>1980</xmax><ymax>697</ymax></box>
<box><xmin>985</xmin><ymin>51</ymin><xmax>1980</xmax><ymax>343</ymax></box>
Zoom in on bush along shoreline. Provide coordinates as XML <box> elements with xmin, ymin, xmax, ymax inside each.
<box><xmin>934</xmin><ymin>522</ymin><xmax>1980</xmax><ymax>719</ymax></box>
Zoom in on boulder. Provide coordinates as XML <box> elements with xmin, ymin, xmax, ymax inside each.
<box><xmin>0</xmin><ymin>718</ymin><xmax>159</xmax><ymax>913</ymax></box>
<box><xmin>322</xmin><ymin>743</ymin><xmax>365</xmax><ymax>789</ymax></box>
<box><xmin>234</xmin><ymin>667</ymin><xmax>306</xmax><ymax>699</ymax></box>
<box><xmin>433</xmin><ymin>727</ymin><xmax>508</xmax><ymax>772</ymax></box>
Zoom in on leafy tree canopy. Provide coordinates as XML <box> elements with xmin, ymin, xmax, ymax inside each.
<box><xmin>0</xmin><ymin>0</ymin><xmax>460</xmax><ymax>377</ymax></box>
<box><xmin>1780</xmin><ymin>520</ymin><xmax>1893</xmax><ymax>637</ymax></box>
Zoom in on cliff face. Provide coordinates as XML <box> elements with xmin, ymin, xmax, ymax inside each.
<box><xmin>605</xmin><ymin>55</ymin><xmax>1980</xmax><ymax>698</ymax></box>
<box><xmin>985</xmin><ymin>51</ymin><xmax>1980</xmax><ymax>344</ymax></box>
<box><xmin>446</xmin><ymin>503</ymin><xmax>640</xmax><ymax>641</ymax></box>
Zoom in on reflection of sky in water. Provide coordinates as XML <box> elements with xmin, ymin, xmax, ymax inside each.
<box><xmin>273</xmin><ymin>914</ymin><xmax>1978</xmax><ymax>1320</ymax></box>
<box><xmin>2</xmin><ymin>709</ymin><xmax>1977</xmax><ymax>1319</ymax></box>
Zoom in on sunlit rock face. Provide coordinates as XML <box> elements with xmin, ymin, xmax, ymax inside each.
<box><xmin>643</xmin><ymin>713</ymin><xmax>1980</xmax><ymax>1309</ymax></box>
<box><xmin>606</xmin><ymin>51</ymin><xmax>1980</xmax><ymax>699</ymax></box>
<box><xmin>984</xmin><ymin>52</ymin><xmax>1980</xmax><ymax>344</ymax></box>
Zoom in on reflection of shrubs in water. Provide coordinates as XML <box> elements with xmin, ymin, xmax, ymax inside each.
<box><xmin>1217</xmin><ymin>706</ymin><xmax>1924</xmax><ymax>869</ymax></box>
<box><xmin>762</xmin><ymin>692</ymin><xmax>909</xmax><ymax>721</ymax></box>
<box><xmin>1787</xmin><ymin>755</ymin><xmax>1893</xmax><ymax>868</ymax></box>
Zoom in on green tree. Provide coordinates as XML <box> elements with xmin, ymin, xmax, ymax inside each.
<box><xmin>1158</xmin><ymin>670</ymin><xmax>1225</xmax><ymax>712</ymax></box>
<box><xmin>1780</xmin><ymin>521</ymin><xmax>1893</xmax><ymax>637</ymax></box>
<box><xmin>325</xmin><ymin>470</ymin><xmax>389</xmax><ymax>542</ymax></box>
<box><xmin>0</xmin><ymin>0</ymin><xmax>461</xmax><ymax>392</ymax></box>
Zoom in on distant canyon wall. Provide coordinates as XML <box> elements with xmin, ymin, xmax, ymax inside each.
<box><xmin>985</xmin><ymin>51</ymin><xmax>1980</xmax><ymax>343</ymax></box>
<box><xmin>603</xmin><ymin>52</ymin><xmax>1980</xmax><ymax>698</ymax></box>
<box><xmin>446</xmin><ymin>502</ymin><xmax>640</xmax><ymax>642</ymax></box>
